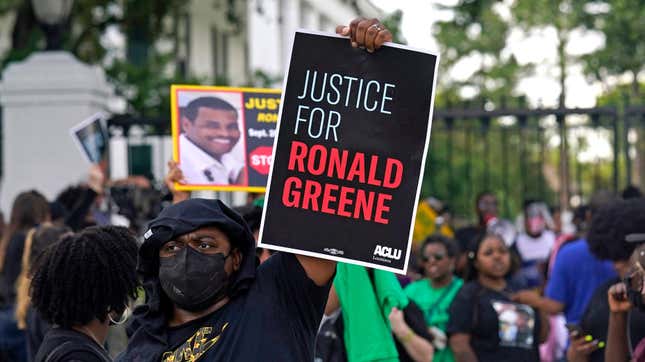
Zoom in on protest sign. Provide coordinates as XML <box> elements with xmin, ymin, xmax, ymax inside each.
<box><xmin>70</xmin><ymin>112</ymin><xmax>109</xmax><ymax>164</ymax></box>
<box><xmin>259</xmin><ymin>31</ymin><xmax>439</xmax><ymax>273</ymax></box>
<box><xmin>171</xmin><ymin>85</ymin><xmax>280</xmax><ymax>192</ymax></box>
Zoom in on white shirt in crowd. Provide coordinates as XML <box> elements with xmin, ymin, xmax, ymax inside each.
<box><xmin>515</xmin><ymin>230</ymin><xmax>556</xmax><ymax>262</ymax></box>
<box><xmin>179</xmin><ymin>134</ymin><xmax>245</xmax><ymax>185</ymax></box>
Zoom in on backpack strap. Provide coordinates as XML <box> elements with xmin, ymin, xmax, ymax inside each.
<box><xmin>426</xmin><ymin>279</ymin><xmax>460</xmax><ymax>323</ymax></box>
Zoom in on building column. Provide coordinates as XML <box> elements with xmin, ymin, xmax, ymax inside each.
<box><xmin>0</xmin><ymin>51</ymin><xmax>113</xmax><ymax>213</ymax></box>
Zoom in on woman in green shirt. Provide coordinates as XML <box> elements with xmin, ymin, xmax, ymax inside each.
<box><xmin>405</xmin><ymin>235</ymin><xmax>464</xmax><ymax>362</ymax></box>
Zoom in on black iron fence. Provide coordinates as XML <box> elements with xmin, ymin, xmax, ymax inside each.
<box><xmin>108</xmin><ymin>104</ymin><xmax>645</xmax><ymax>219</ymax></box>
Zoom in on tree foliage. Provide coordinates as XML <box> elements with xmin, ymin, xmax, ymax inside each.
<box><xmin>578</xmin><ymin>0</ymin><xmax>645</xmax><ymax>99</ymax></box>
<box><xmin>381</xmin><ymin>9</ymin><xmax>406</xmax><ymax>44</ymax></box>
<box><xmin>434</xmin><ymin>0</ymin><xmax>529</xmax><ymax>108</ymax></box>
<box><xmin>0</xmin><ymin>0</ymin><xmax>201</xmax><ymax>117</ymax></box>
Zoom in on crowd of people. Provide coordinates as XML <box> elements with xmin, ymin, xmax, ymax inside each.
<box><xmin>0</xmin><ymin>16</ymin><xmax>644</xmax><ymax>362</ymax></box>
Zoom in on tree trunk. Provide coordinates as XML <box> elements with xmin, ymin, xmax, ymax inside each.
<box><xmin>557</xmin><ymin>30</ymin><xmax>570</xmax><ymax>210</ymax></box>
<box><xmin>10</xmin><ymin>1</ymin><xmax>37</xmax><ymax>51</ymax></box>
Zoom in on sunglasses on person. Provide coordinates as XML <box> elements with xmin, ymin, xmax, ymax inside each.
<box><xmin>422</xmin><ymin>252</ymin><xmax>447</xmax><ymax>262</ymax></box>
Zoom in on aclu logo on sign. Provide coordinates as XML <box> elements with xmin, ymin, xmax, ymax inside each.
<box><xmin>373</xmin><ymin>245</ymin><xmax>402</xmax><ymax>264</ymax></box>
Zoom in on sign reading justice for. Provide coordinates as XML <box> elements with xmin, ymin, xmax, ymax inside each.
<box><xmin>259</xmin><ymin>31</ymin><xmax>439</xmax><ymax>273</ymax></box>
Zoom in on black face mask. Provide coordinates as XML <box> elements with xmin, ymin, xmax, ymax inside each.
<box><xmin>159</xmin><ymin>246</ymin><xmax>231</xmax><ymax>312</ymax></box>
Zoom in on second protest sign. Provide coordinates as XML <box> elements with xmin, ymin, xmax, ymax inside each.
<box><xmin>171</xmin><ymin>85</ymin><xmax>280</xmax><ymax>192</ymax></box>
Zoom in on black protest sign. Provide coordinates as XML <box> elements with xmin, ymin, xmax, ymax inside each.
<box><xmin>171</xmin><ymin>85</ymin><xmax>280</xmax><ymax>192</ymax></box>
<box><xmin>259</xmin><ymin>31</ymin><xmax>438</xmax><ymax>273</ymax></box>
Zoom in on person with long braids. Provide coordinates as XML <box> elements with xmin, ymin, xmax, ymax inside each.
<box><xmin>0</xmin><ymin>190</ymin><xmax>50</xmax><ymax>361</ymax></box>
<box><xmin>14</xmin><ymin>224</ymin><xmax>71</xmax><ymax>362</ymax></box>
<box><xmin>30</xmin><ymin>226</ymin><xmax>139</xmax><ymax>362</ymax></box>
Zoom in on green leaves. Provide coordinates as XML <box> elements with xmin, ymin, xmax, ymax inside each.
<box><xmin>434</xmin><ymin>1</ymin><xmax>526</xmax><ymax>109</ymax></box>
<box><xmin>0</xmin><ymin>0</ymin><xmax>194</xmax><ymax>117</ymax></box>
<box><xmin>579</xmin><ymin>0</ymin><xmax>644</xmax><ymax>96</ymax></box>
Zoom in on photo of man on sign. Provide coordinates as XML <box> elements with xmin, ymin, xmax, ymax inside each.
<box><xmin>175</xmin><ymin>91</ymin><xmax>247</xmax><ymax>186</ymax></box>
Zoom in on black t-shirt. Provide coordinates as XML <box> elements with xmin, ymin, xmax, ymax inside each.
<box><xmin>119</xmin><ymin>253</ymin><xmax>331</xmax><ymax>362</ymax></box>
<box><xmin>34</xmin><ymin>327</ymin><xmax>111</xmax><ymax>362</ymax></box>
<box><xmin>580</xmin><ymin>277</ymin><xmax>645</xmax><ymax>362</ymax></box>
<box><xmin>27</xmin><ymin>307</ymin><xmax>51</xmax><ymax>362</ymax></box>
<box><xmin>447</xmin><ymin>280</ymin><xmax>540</xmax><ymax>362</ymax></box>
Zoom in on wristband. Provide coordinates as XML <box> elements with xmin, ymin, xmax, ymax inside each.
<box><xmin>400</xmin><ymin>329</ymin><xmax>415</xmax><ymax>344</ymax></box>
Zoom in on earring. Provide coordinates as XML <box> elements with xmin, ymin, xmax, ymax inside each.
<box><xmin>108</xmin><ymin>306</ymin><xmax>130</xmax><ymax>325</ymax></box>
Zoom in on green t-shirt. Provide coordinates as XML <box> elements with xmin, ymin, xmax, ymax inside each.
<box><xmin>404</xmin><ymin>277</ymin><xmax>463</xmax><ymax>362</ymax></box>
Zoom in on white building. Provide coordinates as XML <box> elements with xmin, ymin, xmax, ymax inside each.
<box><xmin>179</xmin><ymin>0</ymin><xmax>380</xmax><ymax>86</ymax></box>
<box><xmin>0</xmin><ymin>0</ymin><xmax>381</xmax><ymax>209</ymax></box>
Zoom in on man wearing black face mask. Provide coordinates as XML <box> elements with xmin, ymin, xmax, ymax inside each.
<box><xmin>118</xmin><ymin>198</ymin><xmax>336</xmax><ymax>362</ymax></box>
<box><xmin>116</xmin><ymin>19</ymin><xmax>394</xmax><ymax>362</ymax></box>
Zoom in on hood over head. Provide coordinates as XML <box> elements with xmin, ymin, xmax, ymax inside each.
<box><xmin>136</xmin><ymin>198</ymin><xmax>257</xmax><ymax>317</ymax></box>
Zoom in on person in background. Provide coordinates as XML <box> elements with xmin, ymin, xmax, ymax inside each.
<box><xmin>454</xmin><ymin>192</ymin><xmax>517</xmax><ymax>278</ymax></box>
<box><xmin>0</xmin><ymin>190</ymin><xmax>50</xmax><ymax>361</ymax></box>
<box><xmin>448</xmin><ymin>232</ymin><xmax>548</xmax><ymax>362</ymax></box>
<box><xmin>514</xmin><ymin>200</ymin><xmax>555</xmax><ymax>288</ymax></box>
<box><xmin>540</xmin><ymin>191</ymin><xmax>617</xmax><ymax>325</ymax></box>
<box><xmin>621</xmin><ymin>185</ymin><xmax>642</xmax><ymax>199</ymax></box>
<box><xmin>328</xmin><ymin>264</ymin><xmax>434</xmax><ymax>362</ymax></box>
<box><xmin>52</xmin><ymin>166</ymin><xmax>105</xmax><ymax>231</ymax></box>
<box><xmin>13</xmin><ymin>224</ymin><xmax>71</xmax><ymax>362</ymax></box>
<box><xmin>454</xmin><ymin>192</ymin><xmax>498</xmax><ymax>252</ymax></box>
<box><xmin>315</xmin><ymin>285</ymin><xmax>346</xmax><ymax>362</ymax></box>
<box><xmin>568</xmin><ymin>198</ymin><xmax>645</xmax><ymax>362</ymax></box>
<box><xmin>605</xmin><ymin>235</ymin><xmax>645</xmax><ymax>362</ymax></box>
<box><xmin>540</xmin><ymin>204</ymin><xmax>577</xmax><ymax>362</ymax></box>
<box><xmin>31</xmin><ymin>226</ymin><xmax>139</xmax><ymax>362</ymax></box>
<box><xmin>405</xmin><ymin>235</ymin><xmax>463</xmax><ymax>362</ymax></box>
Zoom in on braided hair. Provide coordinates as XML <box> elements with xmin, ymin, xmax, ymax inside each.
<box><xmin>30</xmin><ymin>226</ymin><xmax>140</xmax><ymax>328</ymax></box>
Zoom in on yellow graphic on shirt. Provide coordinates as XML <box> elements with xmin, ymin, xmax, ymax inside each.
<box><xmin>162</xmin><ymin>323</ymin><xmax>229</xmax><ymax>362</ymax></box>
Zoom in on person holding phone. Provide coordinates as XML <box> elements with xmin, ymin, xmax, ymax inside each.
<box><xmin>603</xmin><ymin>199</ymin><xmax>645</xmax><ymax>362</ymax></box>
<box><xmin>568</xmin><ymin>198</ymin><xmax>645</xmax><ymax>362</ymax></box>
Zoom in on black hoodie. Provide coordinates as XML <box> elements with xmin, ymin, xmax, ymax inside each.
<box><xmin>117</xmin><ymin>199</ymin><xmax>331</xmax><ymax>362</ymax></box>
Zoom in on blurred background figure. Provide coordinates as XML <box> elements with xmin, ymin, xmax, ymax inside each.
<box><xmin>14</xmin><ymin>224</ymin><xmax>71</xmax><ymax>362</ymax></box>
<box><xmin>0</xmin><ymin>190</ymin><xmax>50</xmax><ymax>361</ymax></box>
<box><xmin>405</xmin><ymin>235</ymin><xmax>463</xmax><ymax>362</ymax></box>
<box><xmin>568</xmin><ymin>198</ymin><xmax>645</xmax><ymax>362</ymax></box>
<box><xmin>514</xmin><ymin>200</ymin><xmax>555</xmax><ymax>288</ymax></box>
<box><xmin>448</xmin><ymin>232</ymin><xmax>548</xmax><ymax>362</ymax></box>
